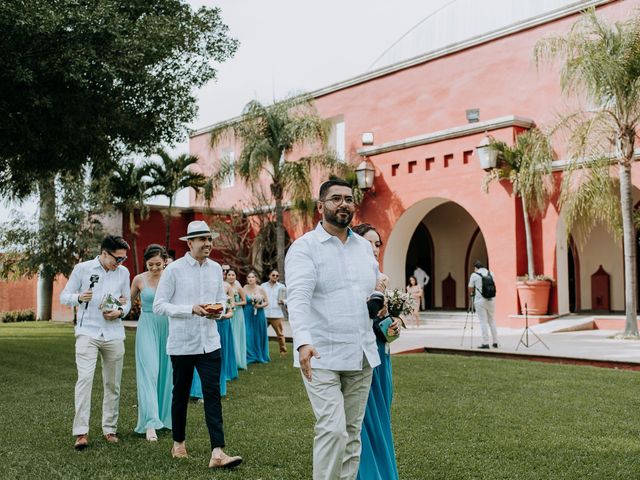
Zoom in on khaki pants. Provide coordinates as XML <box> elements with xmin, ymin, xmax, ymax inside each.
<box><xmin>302</xmin><ymin>358</ymin><xmax>373</xmax><ymax>480</ymax></box>
<box><xmin>267</xmin><ymin>317</ymin><xmax>287</xmax><ymax>353</ymax></box>
<box><xmin>72</xmin><ymin>335</ymin><xmax>125</xmax><ymax>436</ymax></box>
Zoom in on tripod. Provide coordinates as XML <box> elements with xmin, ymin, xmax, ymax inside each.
<box><xmin>516</xmin><ymin>303</ymin><xmax>549</xmax><ymax>351</ymax></box>
<box><xmin>460</xmin><ymin>298</ymin><xmax>476</xmax><ymax>348</ymax></box>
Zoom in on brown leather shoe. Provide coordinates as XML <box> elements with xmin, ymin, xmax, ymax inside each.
<box><xmin>74</xmin><ymin>434</ymin><xmax>88</xmax><ymax>450</ymax></box>
<box><xmin>103</xmin><ymin>433</ymin><xmax>119</xmax><ymax>444</ymax></box>
<box><xmin>171</xmin><ymin>443</ymin><xmax>188</xmax><ymax>458</ymax></box>
<box><xmin>209</xmin><ymin>450</ymin><xmax>242</xmax><ymax>469</ymax></box>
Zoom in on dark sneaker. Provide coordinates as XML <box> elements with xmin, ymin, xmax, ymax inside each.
<box><xmin>492</xmin><ymin>343</ymin><xmax>499</xmax><ymax>348</ymax></box>
<box><xmin>477</xmin><ymin>344</ymin><xmax>490</xmax><ymax>349</ymax></box>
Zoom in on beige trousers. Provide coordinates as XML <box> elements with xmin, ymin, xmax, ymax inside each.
<box><xmin>72</xmin><ymin>335</ymin><xmax>125</xmax><ymax>436</ymax></box>
<box><xmin>302</xmin><ymin>357</ymin><xmax>373</xmax><ymax>480</ymax></box>
<box><xmin>267</xmin><ymin>317</ymin><xmax>287</xmax><ymax>353</ymax></box>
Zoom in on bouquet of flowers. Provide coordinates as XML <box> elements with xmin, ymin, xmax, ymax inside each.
<box><xmin>385</xmin><ymin>288</ymin><xmax>414</xmax><ymax>328</ymax></box>
<box><xmin>251</xmin><ymin>294</ymin><xmax>264</xmax><ymax>315</ymax></box>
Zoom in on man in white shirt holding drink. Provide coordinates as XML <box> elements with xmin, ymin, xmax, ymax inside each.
<box><xmin>153</xmin><ymin>221</ymin><xmax>242</xmax><ymax>470</ymax></box>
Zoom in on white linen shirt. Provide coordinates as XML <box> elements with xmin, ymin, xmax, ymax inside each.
<box><xmin>261</xmin><ymin>281</ymin><xmax>285</xmax><ymax>318</ymax></box>
<box><xmin>60</xmin><ymin>257</ymin><xmax>131</xmax><ymax>341</ymax></box>
<box><xmin>284</xmin><ymin>223</ymin><xmax>381</xmax><ymax>371</ymax></box>
<box><xmin>153</xmin><ymin>253</ymin><xmax>227</xmax><ymax>355</ymax></box>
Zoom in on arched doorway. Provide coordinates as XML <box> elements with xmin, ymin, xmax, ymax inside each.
<box><xmin>386</xmin><ymin>199</ymin><xmax>488</xmax><ymax>310</ymax></box>
<box><xmin>405</xmin><ymin>223</ymin><xmax>434</xmax><ymax>309</ymax></box>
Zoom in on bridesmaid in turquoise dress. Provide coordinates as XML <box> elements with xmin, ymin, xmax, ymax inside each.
<box><xmin>352</xmin><ymin>224</ymin><xmax>399</xmax><ymax>480</ymax></box>
<box><xmin>189</xmin><ymin>287</ymin><xmax>237</xmax><ymax>398</ymax></box>
<box><xmin>225</xmin><ymin>269</ymin><xmax>247</xmax><ymax>370</ymax></box>
<box><xmin>131</xmin><ymin>244</ymin><xmax>172</xmax><ymax>442</ymax></box>
<box><xmin>243</xmin><ymin>271</ymin><xmax>270</xmax><ymax>364</ymax></box>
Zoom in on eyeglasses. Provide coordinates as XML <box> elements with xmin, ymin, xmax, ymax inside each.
<box><xmin>321</xmin><ymin>195</ymin><xmax>355</xmax><ymax>206</ymax></box>
<box><xmin>106</xmin><ymin>251</ymin><xmax>127</xmax><ymax>264</ymax></box>
<box><xmin>271</xmin><ymin>274</ymin><xmax>279</xmax><ymax>277</ymax></box>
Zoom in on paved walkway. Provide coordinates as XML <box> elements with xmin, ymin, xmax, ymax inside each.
<box><xmin>124</xmin><ymin>316</ymin><xmax>640</xmax><ymax>367</ymax></box>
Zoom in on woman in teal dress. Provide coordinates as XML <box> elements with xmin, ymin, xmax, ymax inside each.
<box><xmin>243</xmin><ymin>271</ymin><xmax>270</xmax><ymax>364</ymax></box>
<box><xmin>190</xmin><ymin>286</ymin><xmax>237</xmax><ymax>398</ymax></box>
<box><xmin>225</xmin><ymin>269</ymin><xmax>247</xmax><ymax>370</ymax></box>
<box><xmin>131</xmin><ymin>244</ymin><xmax>172</xmax><ymax>442</ymax></box>
<box><xmin>352</xmin><ymin>224</ymin><xmax>399</xmax><ymax>480</ymax></box>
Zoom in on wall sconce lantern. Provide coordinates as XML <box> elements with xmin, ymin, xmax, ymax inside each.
<box><xmin>361</xmin><ymin>132</ymin><xmax>374</xmax><ymax>146</ymax></box>
<box><xmin>355</xmin><ymin>159</ymin><xmax>375</xmax><ymax>190</ymax></box>
<box><xmin>475</xmin><ymin>134</ymin><xmax>498</xmax><ymax>170</ymax></box>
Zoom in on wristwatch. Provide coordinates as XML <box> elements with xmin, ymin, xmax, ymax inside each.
<box><xmin>118</xmin><ymin>308</ymin><xmax>125</xmax><ymax>319</ymax></box>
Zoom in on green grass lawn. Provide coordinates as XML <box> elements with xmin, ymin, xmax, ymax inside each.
<box><xmin>1</xmin><ymin>322</ymin><xmax>639</xmax><ymax>479</ymax></box>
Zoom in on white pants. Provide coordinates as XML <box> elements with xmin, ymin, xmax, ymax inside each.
<box><xmin>72</xmin><ymin>335</ymin><xmax>125</xmax><ymax>436</ymax></box>
<box><xmin>302</xmin><ymin>358</ymin><xmax>373</xmax><ymax>480</ymax></box>
<box><xmin>475</xmin><ymin>299</ymin><xmax>498</xmax><ymax>345</ymax></box>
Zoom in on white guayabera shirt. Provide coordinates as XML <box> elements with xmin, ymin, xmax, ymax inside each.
<box><xmin>261</xmin><ymin>281</ymin><xmax>286</xmax><ymax>318</ymax></box>
<box><xmin>60</xmin><ymin>257</ymin><xmax>131</xmax><ymax>341</ymax></box>
<box><xmin>153</xmin><ymin>253</ymin><xmax>227</xmax><ymax>355</ymax></box>
<box><xmin>285</xmin><ymin>223</ymin><xmax>382</xmax><ymax>371</ymax></box>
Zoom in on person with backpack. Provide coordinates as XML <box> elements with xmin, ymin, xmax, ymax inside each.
<box><xmin>468</xmin><ymin>260</ymin><xmax>499</xmax><ymax>349</ymax></box>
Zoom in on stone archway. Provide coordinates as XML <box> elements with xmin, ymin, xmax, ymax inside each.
<box><xmin>384</xmin><ymin>198</ymin><xmax>488</xmax><ymax>310</ymax></box>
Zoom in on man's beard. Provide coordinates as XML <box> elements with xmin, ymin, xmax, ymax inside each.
<box><xmin>324</xmin><ymin>208</ymin><xmax>353</xmax><ymax>228</ymax></box>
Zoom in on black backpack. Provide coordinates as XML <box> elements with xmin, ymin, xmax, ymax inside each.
<box><xmin>476</xmin><ymin>271</ymin><xmax>496</xmax><ymax>299</ymax></box>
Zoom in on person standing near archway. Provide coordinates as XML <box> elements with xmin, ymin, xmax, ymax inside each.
<box><xmin>413</xmin><ymin>266</ymin><xmax>429</xmax><ymax>310</ymax></box>
<box><xmin>468</xmin><ymin>260</ymin><xmax>499</xmax><ymax>349</ymax></box>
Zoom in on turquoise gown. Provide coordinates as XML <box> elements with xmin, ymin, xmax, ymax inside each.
<box><xmin>190</xmin><ymin>317</ymin><xmax>236</xmax><ymax>398</ymax></box>
<box><xmin>243</xmin><ymin>294</ymin><xmax>270</xmax><ymax>364</ymax></box>
<box><xmin>230</xmin><ymin>292</ymin><xmax>247</xmax><ymax>370</ymax></box>
<box><xmin>357</xmin><ymin>338</ymin><xmax>399</xmax><ymax>480</ymax></box>
<box><xmin>134</xmin><ymin>283</ymin><xmax>172</xmax><ymax>434</ymax></box>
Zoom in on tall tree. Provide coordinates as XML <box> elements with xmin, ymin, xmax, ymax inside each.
<box><xmin>0</xmin><ymin>0</ymin><xmax>236</xmax><ymax>316</ymax></box>
<box><xmin>145</xmin><ymin>150</ymin><xmax>207</xmax><ymax>249</ymax></box>
<box><xmin>0</xmin><ymin>172</ymin><xmax>107</xmax><ymax>320</ymax></box>
<box><xmin>209</xmin><ymin>95</ymin><xmax>347</xmax><ymax>280</ymax></box>
<box><xmin>535</xmin><ymin>9</ymin><xmax>640</xmax><ymax>335</ymax></box>
<box><xmin>109</xmin><ymin>161</ymin><xmax>152</xmax><ymax>275</ymax></box>
<box><xmin>483</xmin><ymin>128</ymin><xmax>556</xmax><ymax>278</ymax></box>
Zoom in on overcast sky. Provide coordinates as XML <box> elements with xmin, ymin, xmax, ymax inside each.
<box><xmin>184</xmin><ymin>0</ymin><xmax>442</xmax><ymax>141</ymax></box>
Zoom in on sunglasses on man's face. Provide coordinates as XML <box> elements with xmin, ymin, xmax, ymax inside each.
<box><xmin>106</xmin><ymin>251</ymin><xmax>127</xmax><ymax>264</ymax></box>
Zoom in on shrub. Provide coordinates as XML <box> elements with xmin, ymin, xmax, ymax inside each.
<box><xmin>0</xmin><ymin>309</ymin><xmax>36</xmax><ymax>323</ymax></box>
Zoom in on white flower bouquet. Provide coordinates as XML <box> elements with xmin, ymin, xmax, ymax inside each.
<box><xmin>385</xmin><ymin>288</ymin><xmax>414</xmax><ymax>328</ymax></box>
<box><xmin>251</xmin><ymin>294</ymin><xmax>264</xmax><ymax>315</ymax></box>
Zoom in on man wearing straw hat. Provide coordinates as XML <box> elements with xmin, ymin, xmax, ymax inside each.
<box><xmin>153</xmin><ymin>220</ymin><xmax>242</xmax><ymax>469</ymax></box>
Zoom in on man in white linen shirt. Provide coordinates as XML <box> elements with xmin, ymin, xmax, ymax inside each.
<box><xmin>60</xmin><ymin>235</ymin><xmax>131</xmax><ymax>450</ymax></box>
<box><xmin>261</xmin><ymin>269</ymin><xmax>288</xmax><ymax>354</ymax></box>
<box><xmin>285</xmin><ymin>179</ymin><xmax>381</xmax><ymax>480</ymax></box>
<box><xmin>153</xmin><ymin>220</ymin><xmax>242</xmax><ymax>470</ymax></box>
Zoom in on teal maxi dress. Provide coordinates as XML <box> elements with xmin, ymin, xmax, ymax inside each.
<box><xmin>357</xmin><ymin>337</ymin><xmax>399</xmax><ymax>480</ymax></box>
<box><xmin>134</xmin><ymin>283</ymin><xmax>172</xmax><ymax>434</ymax></box>
<box><xmin>230</xmin><ymin>292</ymin><xmax>247</xmax><ymax>370</ymax></box>
<box><xmin>190</xmin><ymin>317</ymin><xmax>237</xmax><ymax>398</ymax></box>
<box><xmin>243</xmin><ymin>294</ymin><xmax>270</xmax><ymax>364</ymax></box>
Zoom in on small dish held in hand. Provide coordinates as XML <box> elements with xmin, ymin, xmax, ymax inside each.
<box><xmin>203</xmin><ymin>303</ymin><xmax>224</xmax><ymax>315</ymax></box>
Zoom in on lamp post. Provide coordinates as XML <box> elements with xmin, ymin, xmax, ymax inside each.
<box><xmin>355</xmin><ymin>159</ymin><xmax>375</xmax><ymax>190</ymax></box>
<box><xmin>475</xmin><ymin>134</ymin><xmax>498</xmax><ymax>170</ymax></box>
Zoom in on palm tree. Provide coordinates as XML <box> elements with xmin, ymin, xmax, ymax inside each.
<box><xmin>483</xmin><ymin>128</ymin><xmax>556</xmax><ymax>279</ymax></box>
<box><xmin>144</xmin><ymin>150</ymin><xmax>207</xmax><ymax>249</ymax></box>
<box><xmin>209</xmin><ymin>95</ymin><xmax>347</xmax><ymax>280</ymax></box>
<box><xmin>109</xmin><ymin>161</ymin><xmax>152</xmax><ymax>274</ymax></box>
<box><xmin>534</xmin><ymin>9</ymin><xmax>640</xmax><ymax>335</ymax></box>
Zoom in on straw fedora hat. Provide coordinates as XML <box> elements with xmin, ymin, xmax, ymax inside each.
<box><xmin>179</xmin><ymin>220</ymin><xmax>219</xmax><ymax>241</ymax></box>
